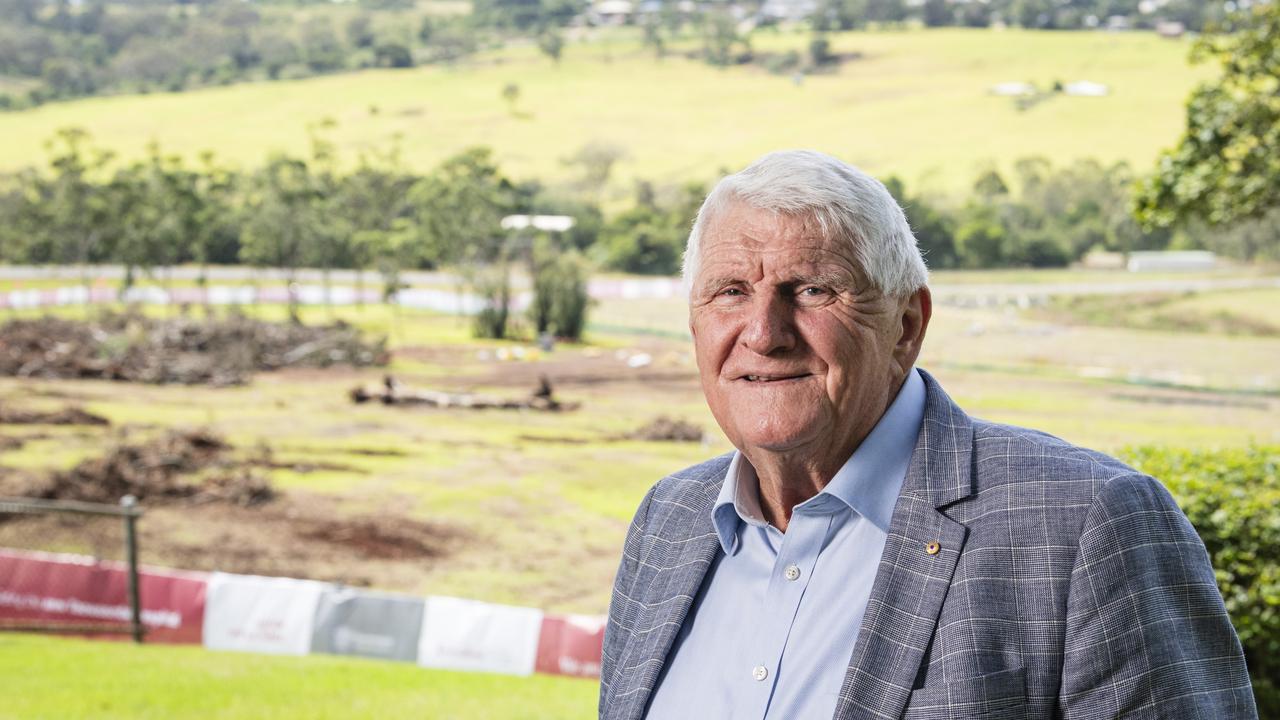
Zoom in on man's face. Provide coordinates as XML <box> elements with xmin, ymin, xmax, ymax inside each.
<box><xmin>689</xmin><ymin>202</ymin><xmax>922</xmax><ymax>460</ymax></box>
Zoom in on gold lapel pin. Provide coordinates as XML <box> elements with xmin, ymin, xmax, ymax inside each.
<box><xmin>925</xmin><ymin>541</ymin><xmax>941</xmax><ymax>555</ymax></box>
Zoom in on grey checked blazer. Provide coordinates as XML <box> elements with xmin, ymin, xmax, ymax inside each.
<box><xmin>600</xmin><ymin>370</ymin><xmax>1256</xmax><ymax>720</ymax></box>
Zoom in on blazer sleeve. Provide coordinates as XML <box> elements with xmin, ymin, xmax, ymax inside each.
<box><xmin>1059</xmin><ymin>473</ymin><xmax>1258</xmax><ymax>718</ymax></box>
<box><xmin>599</xmin><ymin>483</ymin><xmax>657</xmax><ymax>718</ymax></box>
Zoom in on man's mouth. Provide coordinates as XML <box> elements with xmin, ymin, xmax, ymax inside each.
<box><xmin>740</xmin><ymin>373</ymin><xmax>811</xmax><ymax>383</ymax></box>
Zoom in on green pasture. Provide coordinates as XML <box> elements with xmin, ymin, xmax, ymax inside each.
<box><xmin>0</xmin><ymin>29</ymin><xmax>1214</xmax><ymax>195</ymax></box>
<box><xmin>0</xmin><ymin>634</ymin><xmax>597</xmax><ymax>720</ymax></box>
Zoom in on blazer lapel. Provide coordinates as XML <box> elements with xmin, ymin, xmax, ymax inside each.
<box><xmin>610</xmin><ymin>465</ymin><xmax>725</xmax><ymax>720</ymax></box>
<box><xmin>834</xmin><ymin>370</ymin><xmax>975</xmax><ymax>720</ymax></box>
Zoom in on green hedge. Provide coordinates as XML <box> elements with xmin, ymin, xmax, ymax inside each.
<box><xmin>1121</xmin><ymin>444</ymin><xmax>1280</xmax><ymax>716</ymax></box>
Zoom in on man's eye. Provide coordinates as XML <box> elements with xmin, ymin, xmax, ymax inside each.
<box><xmin>799</xmin><ymin>286</ymin><xmax>827</xmax><ymax>297</ymax></box>
<box><xmin>718</xmin><ymin>287</ymin><xmax>744</xmax><ymax>297</ymax></box>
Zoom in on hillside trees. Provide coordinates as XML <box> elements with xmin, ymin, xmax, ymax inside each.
<box><xmin>405</xmin><ymin>147</ymin><xmax>514</xmax><ymax>268</ymax></box>
<box><xmin>1135</xmin><ymin>2</ymin><xmax>1280</xmax><ymax>231</ymax></box>
<box><xmin>598</xmin><ymin>181</ymin><xmax>705</xmax><ymax>275</ymax></box>
<box><xmin>0</xmin><ymin>1</ymin><xmax>458</xmax><ymax>107</ymax></box>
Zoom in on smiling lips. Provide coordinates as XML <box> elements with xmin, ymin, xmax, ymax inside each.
<box><xmin>739</xmin><ymin>373</ymin><xmax>812</xmax><ymax>383</ymax></box>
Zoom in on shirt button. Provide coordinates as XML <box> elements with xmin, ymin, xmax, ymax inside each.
<box><xmin>752</xmin><ymin>665</ymin><xmax>768</xmax><ymax>681</ymax></box>
<box><xmin>784</xmin><ymin>565</ymin><xmax>801</xmax><ymax>581</ymax></box>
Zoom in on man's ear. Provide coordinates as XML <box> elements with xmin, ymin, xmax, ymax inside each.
<box><xmin>893</xmin><ymin>286</ymin><xmax>931</xmax><ymax>373</ymax></box>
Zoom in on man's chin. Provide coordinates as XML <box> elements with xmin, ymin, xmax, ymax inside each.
<box><xmin>735</xmin><ymin>426</ymin><xmax>822</xmax><ymax>455</ymax></box>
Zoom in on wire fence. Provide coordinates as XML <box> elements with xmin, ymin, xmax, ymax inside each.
<box><xmin>0</xmin><ymin>495</ymin><xmax>144</xmax><ymax>642</ymax></box>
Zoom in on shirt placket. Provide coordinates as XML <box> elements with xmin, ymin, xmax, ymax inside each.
<box><xmin>739</xmin><ymin>509</ymin><xmax>834</xmax><ymax>720</ymax></box>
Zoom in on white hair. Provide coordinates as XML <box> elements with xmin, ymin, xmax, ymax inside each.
<box><xmin>682</xmin><ymin>149</ymin><xmax>929</xmax><ymax>298</ymax></box>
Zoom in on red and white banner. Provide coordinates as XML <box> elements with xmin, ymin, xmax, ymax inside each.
<box><xmin>1</xmin><ymin>549</ymin><xmax>608</xmax><ymax>678</ymax></box>
<box><xmin>418</xmin><ymin>596</ymin><xmax>544</xmax><ymax>676</ymax></box>
<box><xmin>202</xmin><ymin>572</ymin><xmax>324</xmax><ymax>656</ymax></box>
<box><xmin>535</xmin><ymin>613</ymin><xmax>606</xmax><ymax>678</ymax></box>
<box><xmin>0</xmin><ymin>548</ymin><xmax>207</xmax><ymax>643</ymax></box>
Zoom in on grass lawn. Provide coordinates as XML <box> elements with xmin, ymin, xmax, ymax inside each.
<box><xmin>0</xmin><ymin>634</ymin><xmax>597</xmax><ymax>720</ymax></box>
<box><xmin>0</xmin><ymin>29</ymin><xmax>1213</xmax><ymax>196</ymax></box>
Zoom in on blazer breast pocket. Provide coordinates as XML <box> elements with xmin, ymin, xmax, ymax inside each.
<box><xmin>902</xmin><ymin>666</ymin><xmax>1028</xmax><ymax>720</ymax></box>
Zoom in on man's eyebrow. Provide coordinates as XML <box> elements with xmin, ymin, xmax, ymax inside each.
<box><xmin>786</xmin><ymin>270</ymin><xmax>856</xmax><ymax>288</ymax></box>
<box><xmin>695</xmin><ymin>275</ymin><xmax>744</xmax><ymax>293</ymax></box>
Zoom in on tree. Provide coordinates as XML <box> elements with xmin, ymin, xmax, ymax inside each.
<box><xmin>374</xmin><ymin>42</ymin><xmax>413</xmax><ymax>68</ymax></box>
<box><xmin>405</xmin><ymin>147</ymin><xmax>514</xmax><ymax>268</ymax></box>
<box><xmin>241</xmin><ymin>154</ymin><xmax>323</xmax><ymax>321</ymax></box>
<box><xmin>972</xmin><ymin>168</ymin><xmax>1009</xmax><ymax>199</ymax></box>
<box><xmin>702</xmin><ymin>9</ymin><xmax>750</xmax><ymax>66</ymax></box>
<box><xmin>922</xmin><ymin>0</ymin><xmax>951</xmax><ymax>27</ymax></box>
<box><xmin>528</xmin><ymin>237</ymin><xmax>591</xmax><ymax>341</ymax></box>
<box><xmin>598</xmin><ymin>180</ymin><xmax>703</xmax><ymax>275</ymax></box>
<box><xmin>537</xmin><ymin>28</ymin><xmax>564</xmax><ymax>65</ymax></box>
<box><xmin>301</xmin><ymin>17</ymin><xmax>344</xmax><ymax>72</ymax></box>
<box><xmin>332</xmin><ymin>136</ymin><xmax>416</xmax><ymax>307</ymax></box>
<box><xmin>424</xmin><ymin>22</ymin><xmax>477</xmax><ymax>64</ymax></box>
<box><xmin>345</xmin><ymin>14</ymin><xmax>376</xmax><ymax>49</ymax></box>
<box><xmin>955</xmin><ymin>204</ymin><xmax>1008</xmax><ymax>268</ymax></box>
<box><xmin>1134</xmin><ymin>3</ymin><xmax>1280</xmax><ymax>230</ymax></box>
<box><xmin>562</xmin><ymin>142</ymin><xmax>626</xmax><ymax>202</ymax></box>
<box><xmin>641</xmin><ymin>16</ymin><xmax>666</xmax><ymax>59</ymax></box>
<box><xmin>112</xmin><ymin>145</ymin><xmax>203</xmax><ymax>304</ymax></box>
<box><xmin>190</xmin><ymin>151</ymin><xmax>242</xmax><ymax>309</ymax></box>
<box><xmin>501</xmin><ymin>82</ymin><xmax>521</xmax><ymax>116</ymax></box>
<box><xmin>809</xmin><ymin>34</ymin><xmax>834</xmax><ymax>67</ymax></box>
<box><xmin>41</xmin><ymin>128</ymin><xmax>117</xmax><ymax>307</ymax></box>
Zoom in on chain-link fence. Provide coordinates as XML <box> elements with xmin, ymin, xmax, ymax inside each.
<box><xmin>0</xmin><ymin>495</ymin><xmax>144</xmax><ymax>641</ymax></box>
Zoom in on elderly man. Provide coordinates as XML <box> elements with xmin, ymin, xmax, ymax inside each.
<box><xmin>599</xmin><ymin>150</ymin><xmax>1255</xmax><ymax>720</ymax></box>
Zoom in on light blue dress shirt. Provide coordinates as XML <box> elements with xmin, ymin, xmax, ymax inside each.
<box><xmin>646</xmin><ymin>369</ymin><xmax>926</xmax><ymax>720</ymax></box>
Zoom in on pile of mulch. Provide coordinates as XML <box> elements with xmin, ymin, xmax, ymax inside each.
<box><xmin>0</xmin><ymin>311</ymin><xmax>388</xmax><ymax>386</ymax></box>
<box><xmin>626</xmin><ymin>416</ymin><xmax>705</xmax><ymax>442</ymax></box>
<box><xmin>9</xmin><ymin>429</ymin><xmax>274</xmax><ymax>507</ymax></box>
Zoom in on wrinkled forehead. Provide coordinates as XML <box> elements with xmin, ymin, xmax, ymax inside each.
<box><xmin>701</xmin><ymin>200</ymin><xmax>833</xmax><ymax>246</ymax></box>
<box><xmin>695</xmin><ymin>204</ymin><xmax>859</xmax><ymax>278</ymax></box>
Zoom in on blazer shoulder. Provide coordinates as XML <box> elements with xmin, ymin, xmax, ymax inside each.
<box><xmin>962</xmin><ymin>418</ymin><xmax>1159</xmax><ymax>519</ymax></box>
<box><xmin>970</xmin><ymin>417</ymin><xmax>1140</xmax><ymax>481</ymax></box>
<box><xmin>649</xmin><ymin>452</ymin><xmax>734</xmax><ymax>504</ymax></box>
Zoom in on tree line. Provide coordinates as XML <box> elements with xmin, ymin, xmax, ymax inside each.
<box><xmin>0</xmin><ymin>0</ymin><xmax>485</xmax><ymax>109</ymax></box>
<box><xmin>0</xmin><ymin>123</ymin><xmax>1275</xmax><ymax>302</ymax></box>
<box><xmin>0</xmin><ymin>0</ymin><xmax>1226</xmax><ymax>109</ymax></box>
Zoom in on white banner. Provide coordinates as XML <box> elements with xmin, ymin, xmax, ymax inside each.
<box><xmin>417</xmin><ymin>596</ymin><xmax>543</xmax><ymax>676</ymax></box>
<box><xmin>202</xmin><ymin>573</ymin><xmax>325</xmax><ymax>656</ymax></box>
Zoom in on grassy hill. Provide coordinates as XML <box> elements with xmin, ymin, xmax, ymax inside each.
<box><xmin>0</xmin><ymin>28</ymin><xmax>1213</xmax><ymax>196</ymax></box>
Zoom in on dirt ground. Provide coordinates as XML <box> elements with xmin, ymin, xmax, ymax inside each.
<box><xmin>0</xmin><ymin>329</ymin><xmax>694</xmax><ymax>599</ymax></box>
<box><xmin>0</xmin><ymin>426</ymin><xmax>467</xmax><ymax>591</ymax></box>
<box><xmin>0</xmin><ymin>493</ymin><xmax>466</xmax><ymax>591</ymax></box>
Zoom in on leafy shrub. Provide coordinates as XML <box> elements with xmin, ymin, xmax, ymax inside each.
<box><xmin>529</xmin><ymin>239</ymin><xmax>591</xmax><ymax>341</ymax></box>
<box><xmin>1121</xmin><ymin>444</ymin><xmax>1280</xmax><ymax>715</ymax></box>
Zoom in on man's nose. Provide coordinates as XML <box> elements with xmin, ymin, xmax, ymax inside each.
<box><xmin>739</xmin><ymin>292</ymin><xmax>796</xmax><ymax>355</ymax></box>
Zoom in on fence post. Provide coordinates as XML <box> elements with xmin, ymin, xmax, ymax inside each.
<box><xmin>120</xmin><ymin>494</ymin><xmax>143</xmax><ymax>644</ymax></box>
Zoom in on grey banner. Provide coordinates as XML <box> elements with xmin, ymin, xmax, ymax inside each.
<box><xmin>310</xmin><ymin>588</ymin><xmax>425</xmax><ymax>662</ymax></box>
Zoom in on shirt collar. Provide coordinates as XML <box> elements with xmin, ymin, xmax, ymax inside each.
<box><xmin>712</xmin><ymin>368</ymin><xmax>927</xmax><ymax>554</ymax></box>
